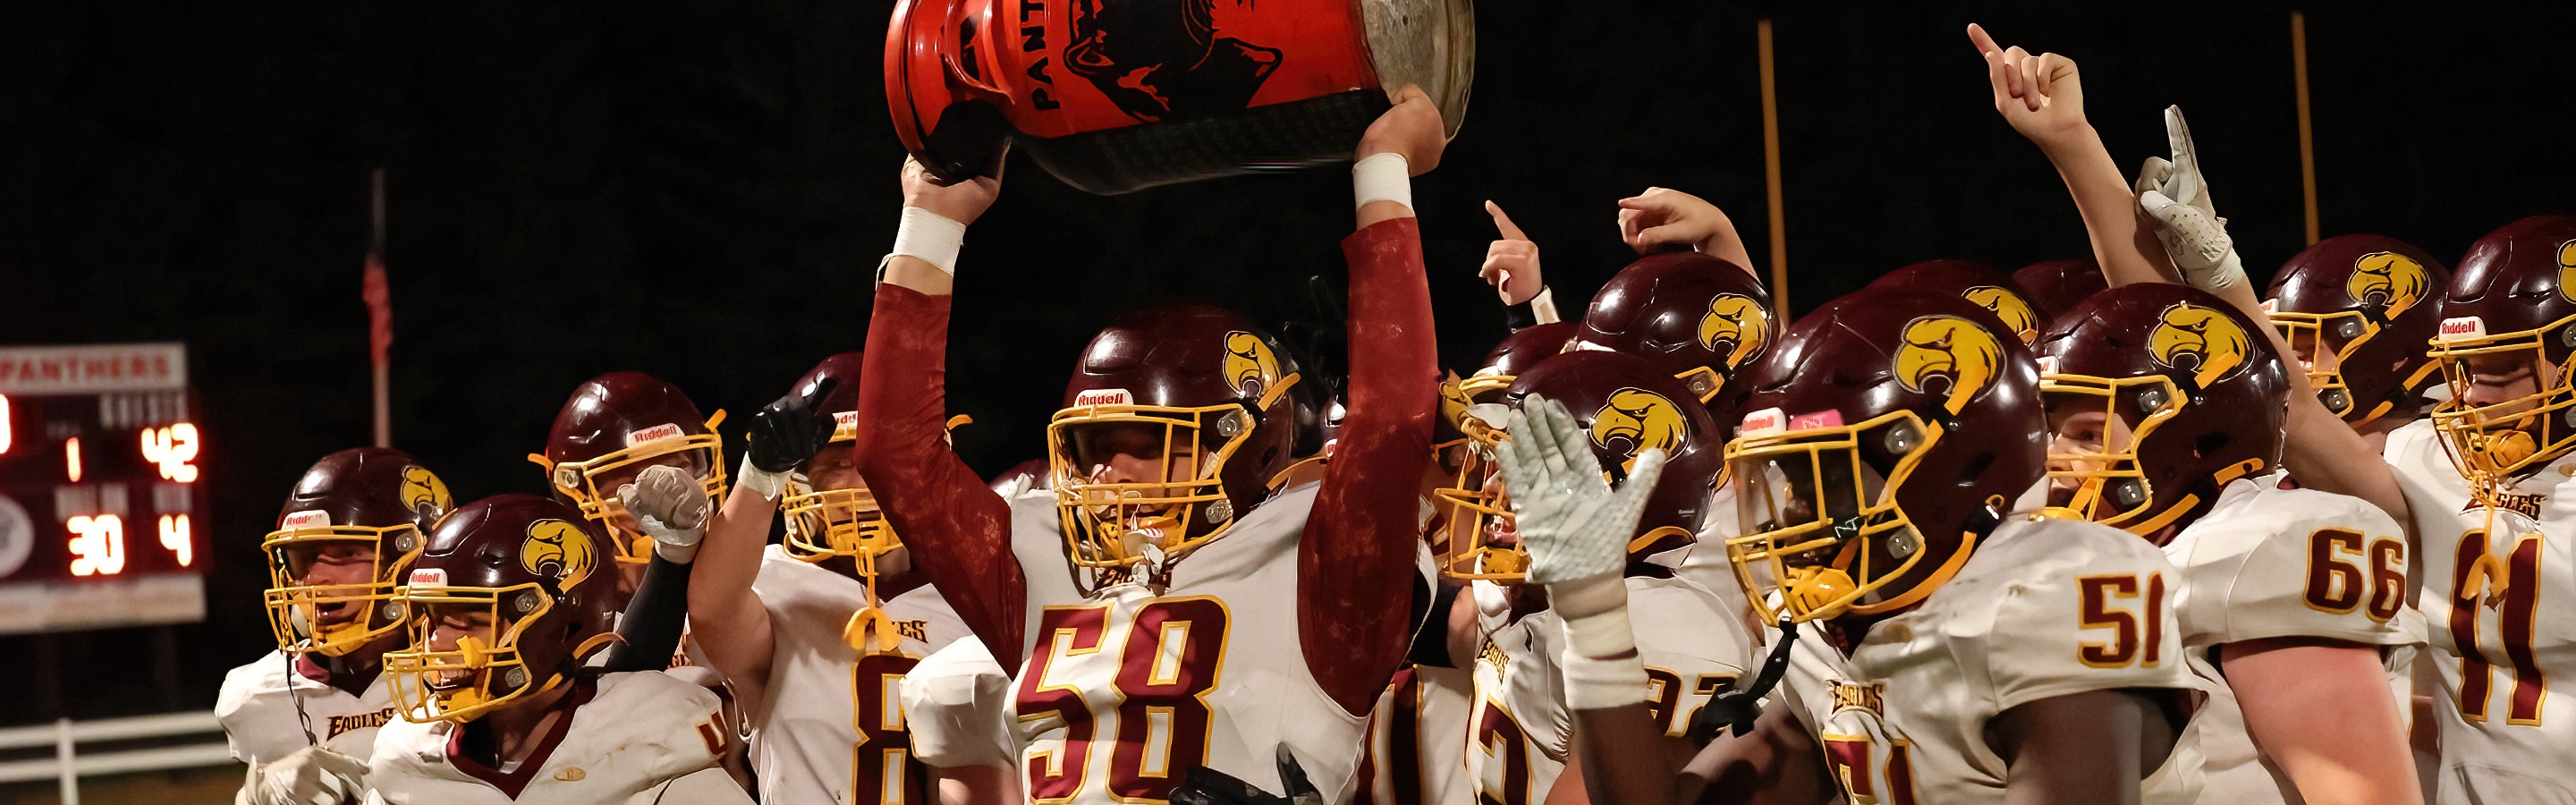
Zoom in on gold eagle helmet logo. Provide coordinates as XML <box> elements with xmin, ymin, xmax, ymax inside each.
<box><xmin>1963</xmin><ymin>285</ymin><xmax>2041</xmax><ymax>343</ymax></box>
<box><xmin>1589</xmin><ymin>387</ymin><xmax>1689</xmax><ymax>476</ymax></box>
<box><xmin>2148</xmin><ymin>302</ymin><xmax>2251</xmax><ymax>389</ymax></box>
<box><xmin>400</xmin><ymin>465</ymin><xmax>452</xmax><ymax>519</ymax></box>
<box><xmin>2347</xmin><ymin>251</ymin><xmax>2430</xmax><ymax>318</ymax></box>
<box><xmin>1222</xmin><ymin>330</ymin><xmax>1283</xmax><ymax>398</ymax></box>
<box><xmin>1697</xmin><ymin>293</ymin><xmax>1770</xmax><ymax>369</ymax></box>
<box><xmin>521</xmin><ymin>519</ymin><xmax>597</xmax><ymax>589</ymax></box>
<box><xmin>2557</xmin><ymin>240</ymin><xmax>2576</xmax><ymax>303</ymax></box>
<box><xmin>1894</xmin><ymin>315</ymin><xmax>2004</xmax><ymax>414</ymax></box>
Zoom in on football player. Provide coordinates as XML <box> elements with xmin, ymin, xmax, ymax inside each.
<box><xmin>530</xmin><ymin>370</ymin><xmax>724</xmax><ymax>688</ymax></box>
<box><xmin>1970</xmin><ymin>20</ymin><xmax>2576</xmax><ymax>801</ymax></box>
<box><xmin>2041</xmin><ymin>283</ymin><xmax>2422</xmax><ymax>802</ymax></box>
<box><xmin>1513</xmin><ymin>290</ymin><xmax>2200</xmax><ymax>804</ymax></box>
<box><xmin>849</xmin><ymin>87</ymin><xmax>1446</xmax><ymax>803</ymax></box>
<box><xmin>623</xmin><ymin>351</ymin><xmax>991</xmax><ymax>805</ymax></box>
<box><xmin>1433</xmin><ymin>350</ymin><xmax>1753</xmax><ymax>805</ymax></box>
<box><xmin>222</xmin><ymin>448</ymin><xmax>453</xmax><ymax>805</ymax></box>
<box><xmin>366</xmin><ymin>494</ymin><xmax>749</xmax><ymax>804</ymax></box>
<box><xmin>2172</xmin><ymin>208</ymin><xmax>2576</xmax><ymax>803</ymax></box>
<box><xmin>2263</xmin><ymin>236</ymin><xmax>2454</xmax><ymax>449</ymax></box>
<box><xmin>531</xmin><ymin>371</ymin><xmax>727</xmax><ymax>606</ymax></box>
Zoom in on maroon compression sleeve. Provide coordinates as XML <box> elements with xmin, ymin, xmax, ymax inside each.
<box><xmin>854</xmin><ymin>283</ymin><xmax>1028</xmax><ymax>667</ymax></box>
<box><xmin>1304</xmin><ymin>217</ymin><xmax>1439</xmax><ymax>715</ymax></box>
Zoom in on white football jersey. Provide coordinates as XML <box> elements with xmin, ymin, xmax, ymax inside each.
<box><xmin>1003</xmin><ymin>481</ymin><xmax>1370</xmax><ymax>805</ymax></box>
<box><xmin>1356</xmin><ymin>665</ymin><xmax>1473</xmax><ymax>805</ymax></box>
<box><xmin>216</xmin><ymin>649</ymin><xmax>400</xmax><ymax>767</ymax></box>
<box><xmin>750</xmin><ymin>544</ymin><xmax>973</xmax><ymax>805</ymax></box>
<box><xmin>1465</xmin><ymin>573</ymin><xmax>1754</xmax><ymax>805</ymax></box>
<box><xmin>365</xmin><ymin>670</ymin><xmax>746</xmax><ymax>804</ymax></box>
<box><xmin>2165</xmin><ymin>473</ymin><xmax>2421</xmax><ymax>803</ymax></box>
<box><xmin>2385</xmin><ymin>419</ymin><xmax>2576</xmax><ymax>802</ymax></box>
<box><xmin>901</xmin><ymin>636</ymin><xmax>1019</xmax><ymax>770</ymax></box>
<box><xmin>1357</xmin><ymin>540</ymin><xmax>1471</xmax><ymax>805</ymax></box>
<box><xmin>1775</xmin><ymin>515</ymin><xmax>2203</xmax><ymax>804</ymax></box>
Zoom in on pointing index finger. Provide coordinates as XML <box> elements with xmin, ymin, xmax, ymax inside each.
<box><xmin>2164</xmin><ymin>106</ymin><xmax>2198</xmax><ymax>174</ymax></box>
<box><xmin>1486</xmin><ymin>200</ymin><xmax>1529</xmax><ymax>242</ymax></box>
<box><xmin>1966</xmin><ymin>23</ymin><xmax>2002</xmax><ymax>55</ymax></box>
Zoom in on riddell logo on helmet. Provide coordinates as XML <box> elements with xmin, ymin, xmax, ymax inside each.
<box><xmin>1073</xmin><ymin>388</ymin><xmax>1133</xmax><ymax>407</ymax></box>
<box><xmin>624</xmin><ymin>423</ymin><xmax>683</xmax><ymax>446</ymax></box>
<box><xmin>832</xmin><ymin>411</ymin><xmax>859</xmax><ymax>441</ymax></box>
<box><xmin>407</xmin><ymin>568</ymin><xmax>447</xmax><ymax>589</ymax></box>
<box><xmin>2438</xmin><ymin>317</ymin><xmax>2488</xmax><ymax>342</ymax></box>
<box><xmin>281</xmin><ymin>509</ymin><xmax>332</xmax><ymax>530</ymax></box>
<box><xmin>1740</xmin><ymin>407</ymin><xmax>1787</xmax><ymax>437</ymax></box>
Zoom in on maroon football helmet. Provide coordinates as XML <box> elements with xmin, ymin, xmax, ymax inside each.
<box><xmin>1867</xmin><ymin>259</ymin><xmax>2046</xmax><ymax>345</ymax></box>
<box><xmin>1569</xmin><ymin>253</ymin><xmax>1773</xmax><ymax>402</ymax></box>
<box><xmin>1724</xmin><ymin>289</ymin><xmax>2046</xmax><ymax>623</ymax></box>
<box><xmin>2038</xmin><ymin>284</ymin><xmax>2289</xmax><ymax>541</ymax></box>
<box><xmin>777</xmin><ymin>352</ymin><xmax>902</xmax><ymax>568</ymax></box>
<box><xmin>535</xmin><ymin>372</ymin><xmax>728</xmax><ymax>565</ymax></box>
<box><xmin>2265</xmin><ymin>235</ymin><xmax>2453</xmax><ymax>426</ymax></box>
<box><xmin>1458</xmin><ymin>322</ymin><xmax>1575</xmax><ymax>402</ymax></box>
<box><xmin>382</xmin><ymin>494</ymin><xmax>623</xmax><ymax>723</ymax></box>
<box><xmin>2012</xmin><ymin>258</ymin><xmax>2108</xmax><ymax>322</ymax></box>
<box><xmin>1049</xmin><ymin>303</ymin><xmax>1306</xmax><ymax>568</ymax></box>
<box><xmin>262</xmin><ymin>448</ymin><xmax>455</xmax><ymax>657</ymax></box>
<box><xmin>2427</xmin><ymin>215</ymin><xmax>2576</xmax><ymax>480</ymax></box>
<box><xmin>1436</xmin><ymin>351</ymin><xmax>1724</xmax><ymax>582</ymax></box>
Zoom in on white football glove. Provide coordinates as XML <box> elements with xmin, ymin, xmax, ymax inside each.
<box><xmin>619</xmin><ymin>464</ymin><xmax>709</xmax><ymax>563</ymax></box>
<box><xmin>2134</xmin><ymin>106</ymin><xmax>2248</xmax><ymax>294</ymax></box>
<box><xmin>1495</xmin><ymin>395</ymin><xmax>1666</xmax><ymax>710</ymax></box>
<box><xmin>238</xmin><ymin>745</ymin><xmax>369</xmax><ymax>805</ymax></box>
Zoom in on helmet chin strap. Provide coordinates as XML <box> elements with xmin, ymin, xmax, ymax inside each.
<box><xmin>1686</xmin><ymin>614</ymin><xmax>1800</xmax><ymax>741</ymax></box>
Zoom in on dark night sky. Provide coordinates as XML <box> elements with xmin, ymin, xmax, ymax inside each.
<box><xmin>1</xmin><ymin>0</ymin><xmax>2571</xmax><ymax>718</ymax></box>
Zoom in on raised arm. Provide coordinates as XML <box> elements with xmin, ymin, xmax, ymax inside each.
<box><xmin>2126</xmin><ymin>108</ymin><xmax>2415</xmax><ymax>531</ymax></box>
<box><xmin>653</xmin><ymin>379</ymin><xmax>837</xmax><ymax>709</ymax></box>
<box><xmin>855</xmin><ymin>160</ymin><xmax>1028</xmax><ymax>666</ymax></box>
<box><xmin>1965</xmin><ymin>23</ymin><xmax>2176</xmax><ymax>288</ymax></box>
<box><xmin>1303</xmin><ymin>87</ymin><xmax>1446</xmax><ymax>715</ymax></box>
<box><xmin>602</xmin><ymin>465</ymin><xmax>708</xmax><ymax>674</ymax></box>
<box><xmin>1615</xmin><ymin>187</ymin><xmax>1758</xmax><ymax>275</ymax></box>
<box><xmin>1480</xmin><ymin>201</ymin><xmax>1562</xmax><ymax>327</ymax></box>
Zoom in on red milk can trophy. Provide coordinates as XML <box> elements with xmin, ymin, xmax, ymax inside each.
<box><xmin>888</xmin><ymin>0</ymin><xmax>1473</xmax><ymax>194</ymax></box>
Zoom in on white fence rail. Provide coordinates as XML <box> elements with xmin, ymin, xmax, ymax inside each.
<box><xmin>0</xmin><ymin>712</ymin><xmax>234</xmax><ymax>804</ymax></box>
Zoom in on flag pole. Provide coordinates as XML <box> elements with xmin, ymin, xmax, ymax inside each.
<box><xmin>1758</xmin><ymin>19</ymin><xmax>1790</xmax><ymax>318</ymax></box>
<box><xmin>366</xmin><ymin>169</ymin><xmax>394</xmax><ymax>448</ymax></box>
<box><xmin>2291</xmin><ymin>12</ymin><xmax>2320</xmax><ymax>245</ymax></box>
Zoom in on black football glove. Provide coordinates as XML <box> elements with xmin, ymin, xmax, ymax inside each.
<box><xmin>746</xmin><ymin>377</ymin><xmax>838</xmax><ymax>474</ymax></box>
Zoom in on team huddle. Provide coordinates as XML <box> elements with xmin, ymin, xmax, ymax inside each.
<box><xmin>209</xmin><ymin>24</ymin><xmax>2571</xmax><ymax>805</ymax></box>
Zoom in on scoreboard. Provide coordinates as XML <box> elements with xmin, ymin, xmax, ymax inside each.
<box><xmin>0</xmin><ymin>343</ymin><xmax>209</xmax><ymax>634</ymax></box>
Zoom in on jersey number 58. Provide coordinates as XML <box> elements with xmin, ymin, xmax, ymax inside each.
<box><xmin>1017</xmin><ymin>597</ymin><xmax>1231</xmax><ymax>803</ymax></box>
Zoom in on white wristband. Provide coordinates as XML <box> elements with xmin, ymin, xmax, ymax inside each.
<box><xmin>736</xmin><ymin>454</ymin><xmax>790</xmax><ymax>501</ymax></box>
<box><xmin>1352</xmin><ymin>153</ymin><xmax>1412</xmax><ymax>213</ymax></box>
<box><xmin>1529</xmin><ymin>286</ymin><xmax>1561</xmax><ymax>325</ymax></box>
<box><xmin>1551</xmin><ymin>580</ymin><xmax>1639</xmax><ymax>660</ymax></box>
<box><xmin>1560</xmin><ymin>648</ymin><xmax>1648</xmax><ymax>711</ymax></box>
<box><xmin>891</xmin><ymin>207</ymin><xmax>967</xmax><ymax>275</ymax></box>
